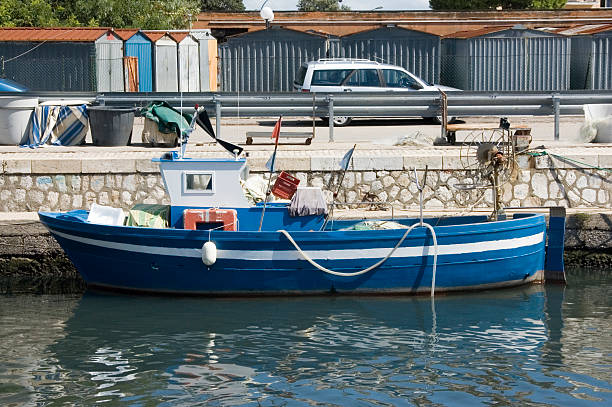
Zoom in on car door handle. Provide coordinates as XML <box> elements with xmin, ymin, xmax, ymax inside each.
<box><xmin>343</xmin><ymin>89</ymin><xmax>352</xmax><ymax>92</ymax></box>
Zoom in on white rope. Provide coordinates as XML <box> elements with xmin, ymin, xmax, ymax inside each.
<box><xmin>278</xmin><ymin>223</ymin><xmax>438</xmax><ymax>295</ymax></box>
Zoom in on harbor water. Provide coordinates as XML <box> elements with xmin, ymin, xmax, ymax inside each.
<box><xmin>0</xmin><ymin>269</ymin><xmax>610</xmax><ymax>406</ymax></box>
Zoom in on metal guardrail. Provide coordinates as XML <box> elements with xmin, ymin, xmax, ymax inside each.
<box><xmin>11</xmin><ymin>90</ymin><xmax>612</xmax><ymax>140</ymax></box>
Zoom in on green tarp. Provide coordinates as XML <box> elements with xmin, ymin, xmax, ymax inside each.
<box><xmin>126</xmin><ymin>204</ymin><xmax>170</xmax><ymax>228</ymax></box>
<box><xmin>140</xmin><ymin>101</ymin><xmax>192</xmax><ymax>137</ymax></box>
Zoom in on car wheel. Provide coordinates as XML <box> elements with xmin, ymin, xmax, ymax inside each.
<box><xmin>321</xmin><ymin>116</ymin><xmax>353</xmax><ymax>127</ymax></box>
<box><xmin>427</xmin><ymin>116</ymin><xmax>456</xmax><ymax>124</ymax></box>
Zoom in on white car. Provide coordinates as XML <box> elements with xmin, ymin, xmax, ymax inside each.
<box><xmin>293</xmin><ymin>59</ymin><xmax>460</xmax><ymax>126</ymax></box>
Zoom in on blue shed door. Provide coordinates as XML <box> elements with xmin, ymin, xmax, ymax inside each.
<box><xmin>125</xmin><ymin>33</ymin><xmax>153</xmax><ymax>92</ymax></box>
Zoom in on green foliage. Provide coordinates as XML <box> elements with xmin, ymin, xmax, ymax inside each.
<box><xmin>200</xmin><ymin>0</ymin><xmax>245</xmax><ymax>11</ymax></box>
<box><xmin>297</xmin><ymin>0</ymin><xmax>350</xmax><ymax>12</ymax></box>
<box><xmin>429</xmin><ymin>0</ymin><xmax>566</xmax><ymax>9</ymax></box>
<box><xmin>531</xmin><ymin>0</ymin><xmax>567</xmax><ymax>8</ymax></box>
<box><xmin>429</xmin><ymin>0</ymin><xmax>489</xmax><ymax>9</ymax></box>
<box><xmin>69</xmin><ymin>0</ymin><xmax>201</xmax><ymax>29</ymax></box>
<box><xmin>0</xmin><ymin>0</ymin><xmax>60</xmax><ymax>27</ymax></box>
<box><xmin>0</xmin><ymin>0</ymin><xmax>202</xmax><ymax>29</ymax></box>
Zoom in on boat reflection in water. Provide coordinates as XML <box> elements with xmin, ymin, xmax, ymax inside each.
<box><xmin>12</xmin><ymin>281</ymin><xmax>597</xmax><ymax>406</ymax></box>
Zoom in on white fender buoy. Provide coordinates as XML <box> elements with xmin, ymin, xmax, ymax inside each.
<box><xmin>202</xmin><ymin>241</ymin><xmax>217</xmax><ymax>266</ymax></box>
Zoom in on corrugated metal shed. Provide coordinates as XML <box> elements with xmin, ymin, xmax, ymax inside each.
<box><xmin>0</xmin><ymin>28</ymin><xmax>119</xmax><ymax>91</ymax></box>
<box><xmin>144</xmin><ymin>32</ymin><xmax>178</xmax><ymax>92</ymax></box>
<box><xmin>219</xmin><ymin>27</ymin><xmax>331</xmax><ymax>92</ymax></box>
<box><xmin>0</xmin><ymin>27</ymin><xmax>111</xmax><ymax>42</ymax></box>
<box><xmin>115</xmin><ymin>29</ymin><xmax>139</xmax><ymax>40</ymax></box>
<box><xmin>555</xmin><ymin>24</ymin><xmax>612</xmax><ymax>36</ymax></box>
<box><xmin>0</xmin><ymin>41</ymin><xmax>96</xmax><ymax>91</ymax></box>
<box><xmin>339</xmin><ymin>26</ymin><xmax>441</xmax><ymax>85</ymax></box>
<box><xmin>174</xmin><ymin>33</ymin><xmax>200</xmax><ymax>92</ymax></box>
<box><xmin>191</xmin><ymin>30</ymin><xmax>218</xmax><ymax>91</ymax></box>
<box><xmin>119</xmin><ymin>30</ymin><xmax>153</xmax><ymax>92</ymax></box>
<box><xmin>95</xmin><ymin>31</ymin><xmax>125</xmax><ymax>92</ymax></box>
<box><xmin>567</xmin><ymin>25</ymin><xmax>612</xmax><ymax>90</ymax></box>
<box><xmin>442</xmin><ymin>26</ymin><xmax>570</xmax><ymax>91</ymax></box>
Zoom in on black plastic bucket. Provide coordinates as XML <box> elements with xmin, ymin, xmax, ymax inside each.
<box><xmin>88</xmin><ymin>106</ymin><xmax>135</xmax><ymax>146</ymax></box>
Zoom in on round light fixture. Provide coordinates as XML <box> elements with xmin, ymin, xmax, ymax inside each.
<box><xmin>260</xmin><ymin>7</ymin><xmax>274</xmax><ymax>22</ymax></box>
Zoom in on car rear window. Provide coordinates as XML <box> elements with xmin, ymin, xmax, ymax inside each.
<box><xmin>344</xmin><ymin>69</ymin><xmax>381</xmax><ymax>87</ymax></box>
<box><xmin>294</xmin><ymin>66</ymin><xmax>307</xmax><ymax>86</ymax></box>
<box><xmin>311</xmin><ymin>69</ymin><xmax>353</xmax><ymax>86</ymax></box>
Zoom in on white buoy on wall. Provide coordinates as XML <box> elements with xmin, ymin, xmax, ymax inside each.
<box><xmin>202</xmin><ymin>241</ymin><xmax>217</xmax><ymax>266</ymax></box>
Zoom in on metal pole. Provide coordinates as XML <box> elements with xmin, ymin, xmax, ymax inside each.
<box><xmin>214</xmin><ymin>95</ymin><xmax>221</xmax><ymax>139</ymax></box>
<box><xmin>258</xmin><ymin>174</ymin><xmax>274</xmax><ymax>232</ymax></box>
<box><xmin>439</xmin><ymin>90</ymin><xmax>447</xmax><ymax>141</ymax></box>
<box><xmin>327</xmin><ymin>95</ymin><xmax>334</xmax><ymax>143</ymax></box>
<box><xmin>321</xmin><ymin>144</ymin><xmax>356</xmax><ymax>231</ymax></box>
<box><xmin>312</xmin><ymin>93</ymin><xmax>316</xmax><ymax>139</ymax></box>
<box><xmin>553</xmin><ymin>94</ymin><xmax>560</xmax><ymax>141</ymax></box>
<box><xmin>258</xmin><ymin>138</ymin><xmax>279</xmax><ymax>232</ymax></box>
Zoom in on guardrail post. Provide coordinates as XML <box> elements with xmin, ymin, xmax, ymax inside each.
<box><xmin>327</xmin><ymin>95</ymin><xmax>334</xmax><ymax>142</ymax></box>
<box><xmin>553</xmin><ymin>94</ymin><xmax>560</xmax><ymax>141</ymax></box>
<box><xmin>214</xmin><ymin>95</ymin><xmax>221</xmax><ymax>138</ymax></box>
<box><xmin>439</xmin><ymin>90</ymin><xmax>447</xmax><ymax>142</ymax></box>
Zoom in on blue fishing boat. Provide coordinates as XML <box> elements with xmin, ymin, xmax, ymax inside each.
<box><xmin>38</xmin><ymin>108</ymin><xmax>566</xmax><ymax>296</ymax></box>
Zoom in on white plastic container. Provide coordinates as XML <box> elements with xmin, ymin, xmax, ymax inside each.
<box><xmin>87</xmin><ymin>203</ymin><xmax>126</xmax><ymax>226</ymax></box>
<box><xmin>584</xmin><ymin>104</ymin><xmax>612</xmax><ymax>143</ymax></box>
<box><xmin>0</xmin><ymin>96</ymin><xmax>38</xmax><ymax>145</ymax></box>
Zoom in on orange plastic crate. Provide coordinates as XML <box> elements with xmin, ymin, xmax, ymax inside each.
<box><xmin>271</xmin><ymin>171</ymin><xmax>300</xmax><ymax>199</ymax></box>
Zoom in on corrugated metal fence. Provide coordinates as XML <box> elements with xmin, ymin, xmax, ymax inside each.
<box><xmin>571</xmin><ymin>33</ymin><xmax>612</xmax><ymax>90</ymax></box>
<box><xmin>442</xmin><ymin>29</ymin><xmax>571</xmax><ymax>91</ymax></box>
<box><xmin>219</xmin><ymin>28</ymin><xmax>330</xmax><ymax>92</ymax></box>
<box><xmin>218</xmin><ymin>27</ymin><xmax>442</xmax><ymax>92</ymax></box>
<box><xmin>339</xmin><ymin>27</ymin><xmax>441</xmax><ymax>86</ymax></box>
<box><xmin>2</xmin><ymin>26</ymin><xmax>612</xmax><ymax>93</ymax></box>
<box><xmin>591</xmin><ymin>35</ymin><xmax>612</xmax><ymax>90</ymax></box>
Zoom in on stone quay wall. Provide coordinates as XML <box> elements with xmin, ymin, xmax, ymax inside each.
<box><xmin>0</xmin><ymin>148</ymin><xmax>610</xmax><ymax>213</ymax></box>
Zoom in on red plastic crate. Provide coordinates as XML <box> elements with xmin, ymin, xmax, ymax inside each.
<box><xmin>271</xmin><ymin>171</ymin><xmax>300</xmax><ymax>199</ymax></box>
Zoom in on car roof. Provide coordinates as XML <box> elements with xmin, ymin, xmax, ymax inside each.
<box><xmin>305</xmin><ymin>59</ymin><xmax>405</xmax><ymax>71</ymax></box>
<box><xmin>0</xmin><ymin>78</ymin><xmax>28</xmax><ymax>92</ymax></box>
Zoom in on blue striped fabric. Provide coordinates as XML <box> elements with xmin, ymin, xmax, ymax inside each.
<box><xmin>23</xmin><ymin>104</ymin><xmax>89</xmax><ymax>148</ymax></box>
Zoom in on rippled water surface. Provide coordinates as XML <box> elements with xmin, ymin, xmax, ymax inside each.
<box><xmin>1</xmin><ymin>269</ymin><xmax>610</xmax><ymax>406</ymax></box>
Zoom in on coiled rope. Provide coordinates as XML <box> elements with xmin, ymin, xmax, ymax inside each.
<box><xmin>278</xmin><ymin>222</ymin><xmax>439</xmax><ymax>296</ymax></box>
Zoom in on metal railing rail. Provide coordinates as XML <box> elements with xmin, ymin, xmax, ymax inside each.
<box><xmin>10</xmin><ymin>90</ymin><xmax>612</xmax><ymax>140</ymax></box>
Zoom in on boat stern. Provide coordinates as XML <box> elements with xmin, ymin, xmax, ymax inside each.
<box><xmin>544</xmin><ymin>207</ymin><xmax>566</xmax><ymax>283</ymax></box>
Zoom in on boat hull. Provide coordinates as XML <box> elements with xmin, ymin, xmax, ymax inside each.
<box><xmin>39</xmin><ymin>212</ymin><xmax>547</xmax><ymax>295</ymax></box>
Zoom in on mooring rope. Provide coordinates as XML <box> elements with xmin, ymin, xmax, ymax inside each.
<box><xmin>528</xmin><ymin>150</ymin><xmax>612</xmax><ymax>174</ymax></box>
<box><xmin>278</xmin><ymin>223</ymin><xmax>439</xmax><ymax>296</ymax></box>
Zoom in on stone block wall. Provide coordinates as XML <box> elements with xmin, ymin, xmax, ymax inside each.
<box><xmin>0</xmin><ymin>148</ymin><xmax>610</xmax><ymax>212</ymax></box>
<box><xmin>279</xmin><ymin>168</ymin><xmax>610</xmax><ymax>210</ymax></box>
<box><xmin>0</xmin><ymin>174</ymin><xmax>169</xmax><ymax>212</ymax></box>
<box><xmin>0</xmin><ymin>168</ymin><xmax>609</xmax><ymax>213</ymax></box>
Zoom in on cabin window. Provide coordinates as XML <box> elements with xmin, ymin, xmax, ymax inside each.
<box><xmin>183</xmin><ymin>172</ymin><xmax>214</xmax><ymax>193</ymax></box>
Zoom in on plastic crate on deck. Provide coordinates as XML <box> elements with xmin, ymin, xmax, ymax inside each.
<box><xmin>271</xmin><ymin>171</ymin><xmax>300</xmax><ymax>199</ymax></box>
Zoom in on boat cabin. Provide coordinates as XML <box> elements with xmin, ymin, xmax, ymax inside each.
<box><xmin>153</xmin><ymin>152</ymin><xmax>325</xmax><ymax>231</ymax></box>
<box><xmin>154</xmin><ymin>152</ymin><xmax>250</xmax><ymax>208</ymax></box>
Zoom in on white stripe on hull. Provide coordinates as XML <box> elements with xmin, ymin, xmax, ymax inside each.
<box><xmin>50</xmin><ymin>228</ymin><xmax>544</xmax><ymax>261</ymax></box>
